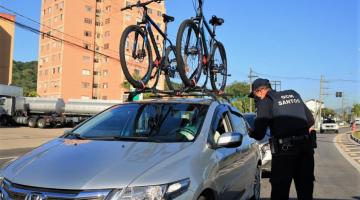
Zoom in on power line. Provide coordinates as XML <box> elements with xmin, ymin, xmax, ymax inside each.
<box><xmin>0</xmin><ymin>4</ymin><xmax>121</xmax><ymax>56</ymax></box>
<box><xmin>0</xmin><ymin>15</ymin><xmax>120</xmax><ymax>62</ymax></box>
<box><xmin>252</xmin><ymin>70</ymin><xmax>358</xmax><ymax>83</ymax></box>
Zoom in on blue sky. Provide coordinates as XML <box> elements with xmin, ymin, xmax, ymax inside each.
<box><xmin>0</xmin><ymin>0</ymin><xmax>359</xmax><ymax>109</ymax></box>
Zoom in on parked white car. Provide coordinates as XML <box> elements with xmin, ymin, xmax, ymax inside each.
<box><xmin>320</xmin><ymin>119</ymin><xmax>339</xmax><ymax>133</ymax></box>
<box><xmin>243</xmin><ymin>113</ymin><xmax>272</xmax><ymax>173</ymax></box>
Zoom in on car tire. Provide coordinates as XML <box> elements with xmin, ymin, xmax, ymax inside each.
<box><xmin>28</xmin><ymin>118</ymin><xmax>37</xmax><ymax>128</ymax></box>
<box><xmin>250</xmin><ymin>166</ymin><xmax>261</xmax><ymax>200</ymax></box>
<box><xmin>197</xmin><ymin>196</ymin><xmax>207</xmax><ymax>200</ymax></box>
<box><xmin>320</xmin><ymin>129</ymin><xmax>324</xmax><ymax>134</ymax></box>
<box><xmin>335</xmin><ymin>130</ymin><xmax>339</xmax><ymax>134</ymax></box>
<box><xmin>37</xmin><ymin>118</ymin><xmax>46</xmax><ymax>129</ymax></box>
<box><xmin>0</xmin><ymin>115</ymin><xmax>9</xmax><ymax>126</ymax></box>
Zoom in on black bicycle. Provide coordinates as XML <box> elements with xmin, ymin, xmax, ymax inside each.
<box><xmin>119</xmin><ymin>0</ymin><xmax>182</xmax><ymax>91</ymax></box>
<box><xmin>176</xmin><ymin>0</ymin><xmax>228</xmax><ymax>91</ymax></box>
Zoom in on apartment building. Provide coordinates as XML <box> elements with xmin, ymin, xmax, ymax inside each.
<box><xmin>0</xmin><ymin>13</ymin><xmax>15</xmax><ymax>85</ymax></box>
<box><xmin>37</xmin><ymin>0</ymin><xmax>166</xmax><ymax>100</ymax></box>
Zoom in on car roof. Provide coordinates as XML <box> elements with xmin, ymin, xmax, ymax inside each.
<box><xmin>123</xmin><ymin>97</ymin><xmax>215</xmax><ymax>105</ymax></box>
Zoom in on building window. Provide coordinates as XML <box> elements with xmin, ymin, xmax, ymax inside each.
<box><xmin>148</xmin><ymin>8</ymin><xmax>152</xmax><ymax>14</ymax></box>
<box><xmin>134</xmin><ymin>69</ymin><xmax>140</xmax><ymax>76</ymax></box>
<box><xmin>82</xmin><ymin>69</ymin><xmax>91</xmax><ymax>75</ymax></box>
<box><xmin>105</xmin><ymin>18</ymin><xmax>110</xmax><ymax>24</ymax></box>
<box><xmin>84</xmin><ymin>43</ymin><xmax>91</xmax><ymax>49</ymax></box>
<box><xmin>84</xmin><ymin>31</ymin><xmax>92</xmax><ymax>37</ymax></box>
<box><xmin>52</xmin><ymin>68</ymin><xmax>56</xmax><ymax>74</ymax></box>
<box><xmin>83</xmin><ymin>56</ymin><xmax>91</xmax><ymax>62</ymax></box>
<box><xmin>102</xmin><ymin>96</ymin><xmax>108</xmax><ymax>100</ymax></box>
<box><xmin>93</xmin><ymin>83</ymin><xmax>99</xmax><ymax>88</ymax></box>
<box><xmin>104</xmin><ymin>43</ymin><xmax>109</xmax><ymax>49</ymax></box>
<box><xmin>103</xmin><ymin>83</ymin><xmax>108</xmax><ymax>88</ymax></box>
<box><xmin>84</xmin><ymin>18</ymin><xmax>92</xmax><ymax>24</ymax></box>
<box><xmin>81</xmin><ymin>96</ymin><xmax>90</xmax><ymax>99</ymax></box>
<box><xmin>57</xmin><ymin>66</ymin><xmax>61</xmax><ymax>73</ymax></box>
<box><xmin>104</xmin><ymin>31</ymin><xmax>110</xmax><ymax>37</ymax></box>
<box><xmin>85</xmin><ymin>5</ymin><xmax>92</xmax><ymax>12</ymax></box>
<box><xmin>126</xmin><ymin>1</ymin><xmax>131</xmax><ymax>7</ymax></box>
<box><xmin>105</xmin><ymin>6</ymin><xmax>111</xmax><ymax>12</ymax></box>
<box><xmin>96</xmin><ymin>33</ymin><xmax>101</xmax><ymax>38</ymax></box>
<box><xmin>82</xmin><ymin>82</ymin><xmax>90</xmax><ymax>88</ymax></box>
<box><xmin>125</xmin><ymin>15</ymin><xmax>131</xmax><ymax>21</ymax></box>
<box><xmin>58</xmin><ymin>2</ymin><xmax>64</xmax><ymax>9</ymax></box>
<box><xmin>103</xmin><ymin>70</ymin><xmax>108</xmax><ymax>76</ymax></box>
<box><xmin>157</xmin><ymin>11</ymin><xmax>162</xmax><ymax>17</ymax></box>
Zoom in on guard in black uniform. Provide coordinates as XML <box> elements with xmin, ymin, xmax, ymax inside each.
<box><xmin>248</xmin><ymin>78</ymin><xmax>316</xmax><ymax>200</ymax></box>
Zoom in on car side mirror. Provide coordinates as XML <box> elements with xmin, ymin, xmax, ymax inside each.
<box><xmin>217</xmin><ymin>132</ymin><xmax>243</xmax><ymax>148</ymax></box>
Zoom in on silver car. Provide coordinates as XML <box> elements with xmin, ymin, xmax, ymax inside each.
<box><xmin>0</xmin><ymin>98</ymin><xmax>261</xmax><ymax>200</ymax></box>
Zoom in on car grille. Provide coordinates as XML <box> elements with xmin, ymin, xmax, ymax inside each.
<box><xmin>1</xmin><ymin>179</ymin><xmax>111</xmax><ymax>200</ymax></box>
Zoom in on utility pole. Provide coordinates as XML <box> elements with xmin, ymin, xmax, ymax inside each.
<box><xmin>248</xmin><ymin>68</ymin><xmax>258</xmax><ymax>112</ymax></box>
<box><xmin>316</xmin><ymin>75</ymin><xmax>329</xmax><ymax>129</ymax></box>
<box><xmin>270</xmin><ymin>80</ymin><xmax>282</xmax><ymax>91</ymax></box>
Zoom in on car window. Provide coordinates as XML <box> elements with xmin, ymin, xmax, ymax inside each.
<box><xmin>72</xmin><ymin>103</ymin><xmax>209</xmax><ymax>142</ymax></box>
<box><xmin>230</xmin><ymin>112</ymin><xmax>248</xmax><ymax>135</ymax></box>
<box><xmin>210</xmin><ymin>106</ymin><xmax>232</xmax><ymax>143</ymax></box>
<box><xmin>323</xmin><ymin>119</ymin><xmax>335</xmax><ymax>124</ymax></box>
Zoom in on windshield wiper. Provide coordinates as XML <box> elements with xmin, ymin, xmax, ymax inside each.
<box><xmin>63</xmin><ymin>132</ymin><xmax>85</xmax><ymax>140</ymax></box>
<box><xmin>84</xmin><ymin>136</ymin><xmax>161</xmax><ymax>142</ymax></box>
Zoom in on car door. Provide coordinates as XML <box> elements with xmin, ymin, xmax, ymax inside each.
<box><xmin>229</xmin><ymin>111</ymin><xmax>259</xmax><ymax>198</ymax></box>
<box><xmin>209</xmin><ymin>105</ymin><xmax>240</xmax><ymax>199</ymax></box>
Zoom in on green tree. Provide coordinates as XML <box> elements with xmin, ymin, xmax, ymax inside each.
<box><xmin>351</xmin><ymin>104</ymin><xmax>360</xmax><ymax>117</ymax></box>
<box><xmin>321</xmin><ymin>108</ymin><xmax>336</xmax><ymax>118</ymax></box>
<box><xmin>224</xmin><ymin>81</ymin><xmax>253</xmax><ymax>113</ymax></box>
<box><xmin>12</xmin><ymin>60</ymin><xmax>38</xmax><ymax>96</ymax></box>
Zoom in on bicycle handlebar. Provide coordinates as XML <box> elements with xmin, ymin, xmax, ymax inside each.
<box><xmin>121</xmin><ymin>0</ymin><xmax>163</xmax><ymax>11</ymax></box>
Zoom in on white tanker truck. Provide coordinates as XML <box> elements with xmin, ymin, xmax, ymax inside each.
<box><xmin>0</xmin><ymin>85</ymin><xmax>122</xmax><ymax>128</ymax></box>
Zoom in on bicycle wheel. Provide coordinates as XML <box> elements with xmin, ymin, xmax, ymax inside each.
<box><xmin>119</xmin><ymin>25</ymin><xmax>153</xmax><ymax>89</ymax></box>
<box><xmin>176</xmin><ymin>19</ymin><xmax>202</xmax><ymax>87</ymax></box>
<box><xmin>165</xmin><ymin>46</ymin><xmax>183</xmax><ymax>91</ymax></box>
<box><xmin>210</xmin><ymin>42</ymin><xmax>227</xmax><ymax>91</ymax></box>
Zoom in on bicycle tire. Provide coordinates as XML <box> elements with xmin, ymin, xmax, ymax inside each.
<box><xmin>176</xmin><ymin>19</ymin><xmax>202</xmax><ymax>87</ymax></box>
<box><xmin>119</xmin><ymin>25</ymin><xmax>153</xmax><ymax>89</ymax></box>
<box><xmin>210</xmin><ymin>42</ymin><xmax>227</xmax><ymax>91</ymax></box>
<box><xmin>164</xmin><ymin>45</ymin><xmax>183</xmax><ymax>91</ymax></box>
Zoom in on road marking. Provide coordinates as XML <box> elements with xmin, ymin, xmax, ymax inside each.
<box><xmin>0</xmin><ymin>156</ymin><xmax>17</xmax><ymax>160</ymax></box>
<box><xmin>334</xmin><ymin>133</ymin><xmax>360</xmax><ymax>173</ymax></box>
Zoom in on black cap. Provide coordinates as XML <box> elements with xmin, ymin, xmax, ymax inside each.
<box><xmin>248</xmin><ymin>78</ymin><xmax>271</xmax><ymax>98</ymax></box>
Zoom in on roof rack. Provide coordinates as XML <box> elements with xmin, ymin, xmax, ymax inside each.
<box><xmin>125</xmin><ymin>87</ymin><xmax>232</xmax><ymax>104</ymax></box>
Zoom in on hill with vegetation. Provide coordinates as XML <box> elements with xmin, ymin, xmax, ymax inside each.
<box><xmin>12</xmin><ymin>60</ymin><xmax>37</xmax><ymax>96</ymax></box>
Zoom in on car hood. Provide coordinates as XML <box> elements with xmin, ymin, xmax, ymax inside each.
<box><xmin>2</xmin><ymin>138</ymin><xmax>191</xmax><ymax>190</ymax></box>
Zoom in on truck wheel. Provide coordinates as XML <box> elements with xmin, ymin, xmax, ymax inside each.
<box><xmin>37</xmin><ymin>118</ymin><xmax>47</xmax><ymax>129</ymax></box>
<box><xmin>0</xmin><ymin>115</ymin><xmax>9</xmax><ymax>126</ymax></box>
<box><xmin>28</xmin><ymin>118</ymin><xmax>37</xmax><ymax>128</ymax></box>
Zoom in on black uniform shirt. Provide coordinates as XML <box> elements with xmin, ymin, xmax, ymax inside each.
<box><xmin>251</xmin><ymin>90</ymin><xmax>315</xmax><ymax>140</ymax></box>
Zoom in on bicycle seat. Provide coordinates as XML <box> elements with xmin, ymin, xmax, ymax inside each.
<box><xmin>209</xmin><ymin>15</ymin><xmax>224</xmax><ymax>26</ymax></box>
<box><xmin>162</xmin><ymin>14</ymin><xmax>175</xmax><ymax>23</ymax></box>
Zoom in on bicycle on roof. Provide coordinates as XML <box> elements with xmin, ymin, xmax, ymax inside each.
<box><xmin>175</xmin><ymin>0</ymin><xmax>228</xmax><ymax>92</ymax></box>
<box><xmin>119</xmin><ymin>0</ymin><xmax>182</xmax><ymax>91</ymax></box>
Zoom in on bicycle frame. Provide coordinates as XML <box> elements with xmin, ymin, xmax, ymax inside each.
<box><xmin>135</xmin><ymin>6</ymin><xmax>174</xmax><ymax>88</ymax></box>
<box><xmin>191</xmin><ymin>0</ymin><xmax>219</xmax><ymax>87</ymax></box>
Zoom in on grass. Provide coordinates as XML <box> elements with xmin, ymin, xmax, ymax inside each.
<box><xmin>353</xmin><ymin>131</ymin><xmax>360</xmax><ymax>140</ymax></box>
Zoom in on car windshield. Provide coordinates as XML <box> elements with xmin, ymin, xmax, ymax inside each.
<box><xmin>323</xmin><ymin>119</ymin><xmax>335</xmax><ymax>124</ymax></box>
<box><xmin>71</xmin><ymin>103</ymin><xmax>208</xmax><ymax>142</ymax></box>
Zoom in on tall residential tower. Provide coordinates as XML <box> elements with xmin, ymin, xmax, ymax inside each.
<box><xmin>37</xmin><ymin>0</ymin><xmax>166</xmax><ymax>100</ymax></box>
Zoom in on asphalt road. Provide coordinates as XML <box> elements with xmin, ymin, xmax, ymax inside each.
<box><xmin>260</xmin><ymin>127</ymin><xmax>360</xmax><ymax>200</ymax></box>
<box><xmin>1</xmin><ymin>127</ymin><xmax>359</xmax><ymax>199</ymax></box>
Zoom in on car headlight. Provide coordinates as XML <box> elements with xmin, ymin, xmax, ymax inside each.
<box><xmin>106</xmin><ymin>178</ymin><xmax>190</xmax><ymax>200</ymax></box>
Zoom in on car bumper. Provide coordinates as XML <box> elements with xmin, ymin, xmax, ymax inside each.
<box><xmin>174</xmin><ymin>189</ymin><xmax>196</xmax><ymax>200</ymax></box>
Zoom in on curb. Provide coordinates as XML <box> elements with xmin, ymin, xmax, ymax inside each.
<box><xmin>334</xmin><ymin>132</ymin><xmax>360</xmax><ymax>173</ymax></box>
<box><xmin>350</xmin><ymin>132</ymin><xmax>360</xmax><ymax>144</ymax></box>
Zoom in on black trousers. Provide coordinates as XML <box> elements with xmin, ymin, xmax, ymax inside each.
<box><xmin>270</xmin><ymin>143</ymin><xmax>315</xmax><ymax>200</ymax></box>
